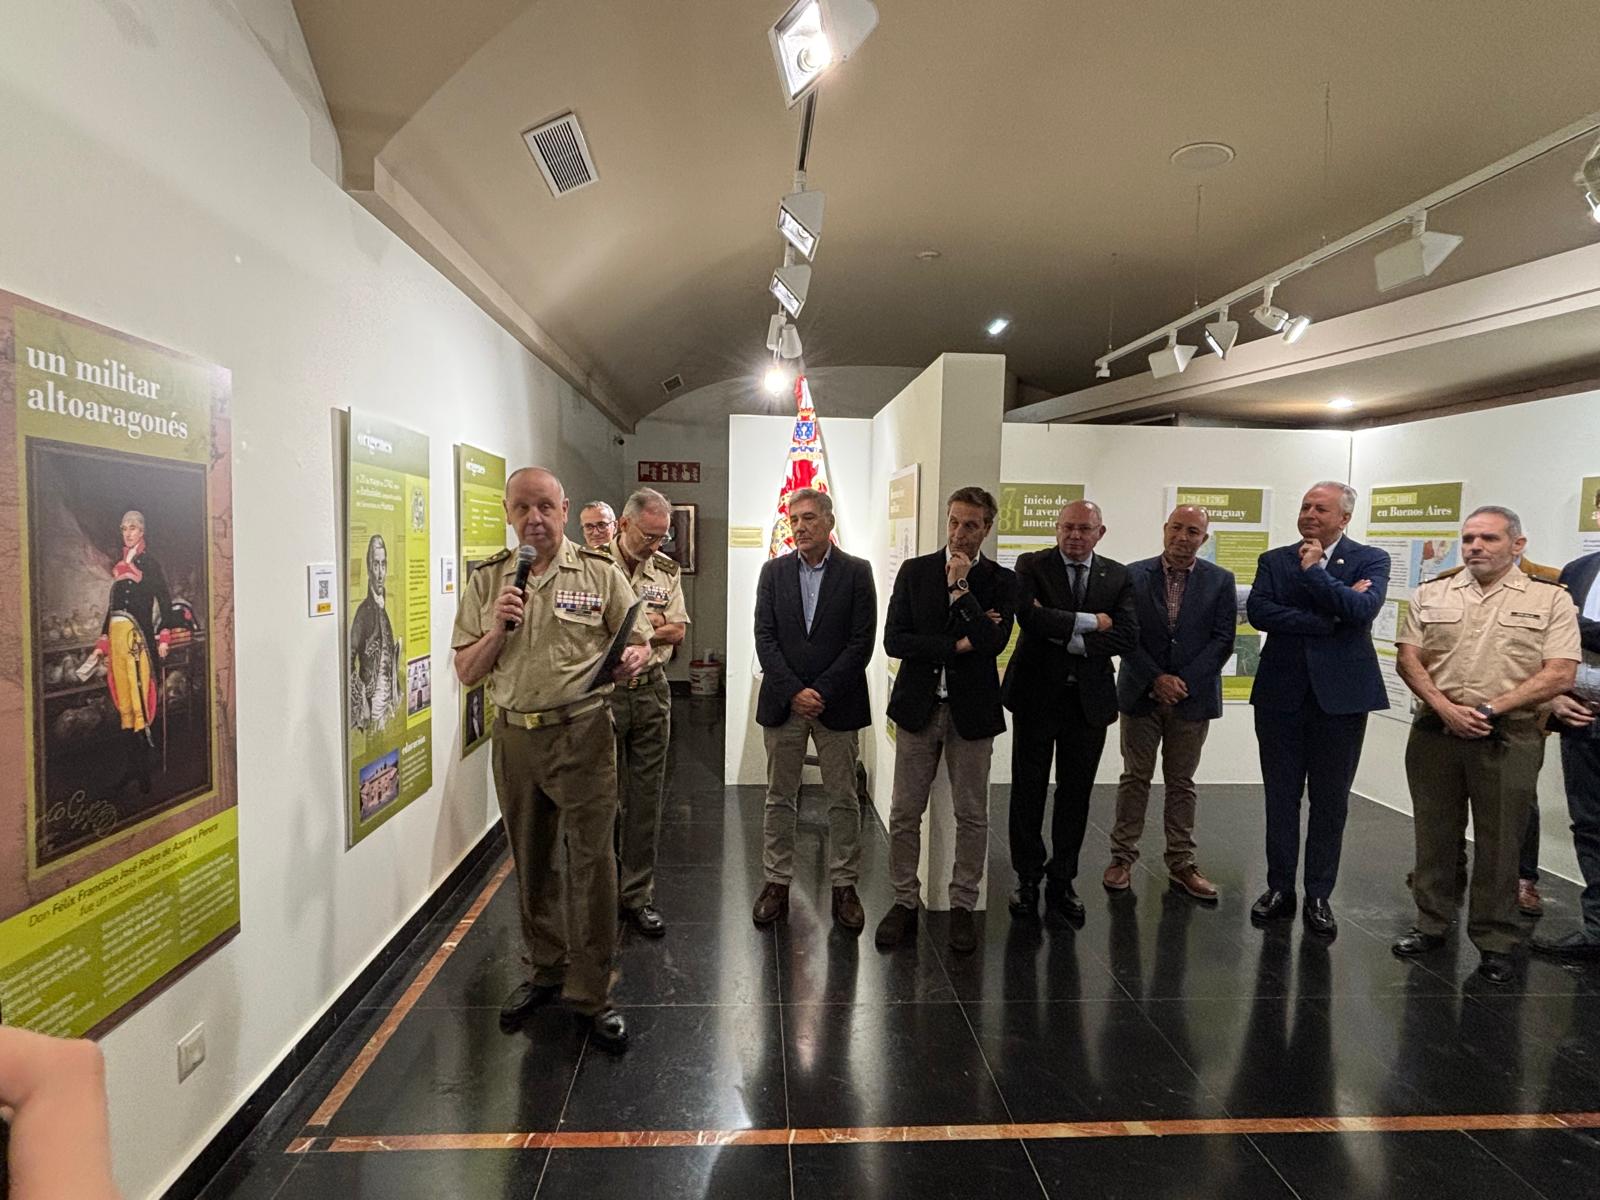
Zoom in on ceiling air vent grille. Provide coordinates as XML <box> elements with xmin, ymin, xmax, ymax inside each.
<box><xmin>523</xmin><ymin>112</ymin><xmax>598</xmax><ymax>197</ymax></box>
<box><xmin>661</xmin><ymin>375</ymin><xmax>685</xmax><ymax>397</ymax></box>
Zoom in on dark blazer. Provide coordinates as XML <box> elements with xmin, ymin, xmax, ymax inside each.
<box><xmin>1001</xmin><ymin>549</ymin><xmax>1138</xmax><ymax>727</ymax></box>
<box><xmin>754</xmin><ymin>548</ymin><xmax>877</xmax><ymax>730</ymax></box>
<box><xmin>1246</xmin><ymin>537</ymin><xmax>1390</xmax><ymax>715</ymax></box>
<box><xmin>1557</xmin><ymin>551</ymin><xmax>1600</xmax><ymax>737</ymax></box>
<box><xmin>1117</xmin><ymin>556</ymin><xmax>1237</xmax><ymax>722</ymax></box>
<box><xmin>885</xmin><ymin>550</ymin><xmax>1018</xmax><ymax>740</ymax></box>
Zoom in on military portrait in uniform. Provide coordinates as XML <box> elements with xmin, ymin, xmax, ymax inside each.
<box><xmin>25</xmin><ymin>441</ymin><xmax>213</xmax><ymax>867</ymax></box>
<box><xmin>348</xmin><ymin>533</ymin><xmax>402</xmax><ymax>736</ymax></box>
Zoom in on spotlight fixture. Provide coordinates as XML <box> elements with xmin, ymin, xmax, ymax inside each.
<box><xmin>766</xmin><ymin>313</ymin><xmax>786</xmax><ymax>352</ymax></box>
<box><xmin>1282</xmin><ymin>314</ymin><xmax>1313</xmax><ymax>344</ymax></box>
<box><xmin>763</xmin><ymin>365</ymin><xmax>791</xmax><ymax>395</ymax></box>
<box><xmin>986</xmin><ymin>316</ymin><xmax>1010</xmax><ymax>337</ymax></box>
<box><xmin>1203</xmin><ymin>307</ymin><xmax>1238</xmax><ymax>358</ymax></box>
<box><xmin>779</xmin><ymin>324</ymin><xmax>803</xmax><ymax>360</ymax></box>
<box><xmin>1147</xmin><ymin>331</ymin><xmax>1195</xmax><ymax>379</ymax></box>
<box><xmin>1328</xmin><ymin>396</ymin><xmax>1354</xmax><ymax>410</ymax></box>
<box><xmin>768</xmin><ymin>0</ymin><xmax>880</xmax><ymax>107</ymax></box>
<box><xmin>778</xmin><ymin>189</ymin><xmax>826</xmax><ymax>259</ymax></box>
<box><xmin>1094</xmin><ymin>362</ymin><xmax>1111</xmax><ymax>379</ymax></box>
<box><xmin>1373</xmin><ymin>211</ymin><xmax>1463</xmax><ymax>292</ymax></box>
<box><xmin>1579</xmin><ymin>150</ymin><xmax>1600</xmax><ymax>224</ymax></box>
<box><xmin>1252</xmin><ymin>283</ymin><xmax>1288</xmax><ymax>333</ymax></box>
<box><xmin>770</xmin><ymin>263</ymin><xmax>811</xmax><ymax>317</ymax></box>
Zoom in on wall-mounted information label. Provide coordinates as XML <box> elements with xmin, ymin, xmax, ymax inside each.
<box><xmin>729</xmin><ymin>526</ymin><xmax>764</xmax><ymax>548</ymax></box>
<box><xmin>308</xmin><ymin>562</ymin><xmax>335</xmax><ymax>617</ymax></box>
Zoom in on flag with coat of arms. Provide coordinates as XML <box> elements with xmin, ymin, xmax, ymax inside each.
<box><xmin>768</xmin><ymin>374</ymin><xmax>836</xmax><ymax>558</ymax></box>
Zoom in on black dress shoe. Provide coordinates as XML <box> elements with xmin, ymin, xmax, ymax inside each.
<box><xmin>1392</xmin><ymin>929</ymin><xmax>1446</xmax><ymax>958</ymax></box>
<box><xmin>1302</xmin><ymin>898</ymin><xmax>1337</xmax><ymax>938</ymax></box>
<box><xmin>1531</xmin><ymin>930</ymin><xmax>1600</xmax><ymax>960</ymax></box>
<box><xmin>1008</xmin><ymin>882</ymin><xmax>1040</xmax><ymax>917</ymax></box>
<box><xmin>587</xmin><ymin>1008</ymin><xmax>628</xmax><ymax>1052</ymax></box>
<box><xmin>1044</xmin><ymin>885</ymin><xmax>1086</xmax><ymax>922</ymax></box>
<box><xmin>1477</xmin><ymin>952</ymin><xmax>1516</xmax><ymax>985</ymax></box>
<box><xmin>948</xmin><ymin>907</ymin><xmax>977</xmax><ymax>954</ymax></box>
<box><xmin>499</xmin><ymin>980</ymin><xmax>560</xmax><ymax>1030</ymax></box>
<box><xmin>1250</xmin><ymin>890</ymin><xmax>1296</xmax><ymax>922</ymax></box>
<box><xmin>625</xmin><ymin>904</ymin><xmax>666</xmax><ymax>938</ymax></box>
<box><xmin>874</xmin><ymin>903</ymin><xmax>917</xmax><ymax>948</ymax></box>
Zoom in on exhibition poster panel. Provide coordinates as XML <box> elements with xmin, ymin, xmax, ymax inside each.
<box><xmin>1580</xmin><ymin>474</ymin><xmax>1600</xmax><ymax>556</ymax></box>
<box><xmin>346</xmin><ymin>410</ymin><xmax>431</xmax><ymax>845</ymax></box>
<box><xmin>1168</xmin><ymin>487</ymin><xmax>1270</xmax><ymax>702</ymax></box>
<box><xmin>995</xmin><ymin>481</ymin><xmax>1086</xmax><ymax>669</ymax></box>
<box><xmin>0</xmin><ymin>290</ymin><xmax>238</xmax><ymax>1037</ymax></box>
<box><xmin>456</xmin><ymin>443</ymin><xmax>506</xmax><ymax>757</ymax></box>
<box><xmin>1365</xmin><ymin>481</ymin><xmax>1464</xmax><ymax>722</ymax></box>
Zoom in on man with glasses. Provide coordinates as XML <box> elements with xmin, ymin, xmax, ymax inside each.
<box><xmin>607</xmin><ymin>488</ymin><xmax>690</xmax><ymax>937</ymax></box>
<box><xmin>579</xmin><ymin>501</ymin><xmax>617</xmax><ymax>551</ymax></box>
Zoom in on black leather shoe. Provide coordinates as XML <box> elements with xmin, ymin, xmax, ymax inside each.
<box><xmin>588</xmin><ymin>1008</ymin><xmax>628</xmax><ymax>1052</ymax></box>
<box><xmin>625</xmin><ymin>904</ymin><xmax>666</xmax><ymax>938</ymax></box>
<box><xmin>874</xmin><ymin>903</ymin><xmax>917</xmax><ymax>949</ymax></box>
<box><xmin>1008</xmin><ymin>882</ymin><xmax>1040</xmax><ymax>917</ymax></box>
<box><xmin>1392</xmin><ymin>929</ymin><xmax>1447</xmax><ymax>958</ymax></box>
<box><xmin>752</xmin><ymin>882</ymin><xmax>789</xmax><ymax>926</ymax></box>
<box><xmin>1477</xmin><ymin>952</ymin><xmax>1516</xmax><ymax>985</ymax></box>
<box><xmin>1250</xmin><ymin>890</ymin><xmax>1296</xmax><ymax>922</ymax></box>
<box><xmin>1531</xmin><ymin>930</ymin><xmax>1600</xmax><ymax>960</ymax></box>
<box><xmin>948</xmin><ymin>907</ymin><xmax>977</xmax><ymax>954</ymax></box>
<box><xmin>1044</xmin><ymin>885</ymin><xmax>1086</xmax><ymax>923</ymax></box>
<box><xmin>1302</xmin><ymin>898</ymin><xmax>1337</xmax><ymax>939</ymax></box>
<box><xmin>499</xmin><ymin>980</ymin><xmax>560</xmax><ymax>1030</ymax></box>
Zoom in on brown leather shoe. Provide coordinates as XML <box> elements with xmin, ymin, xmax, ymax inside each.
<box><xmin>752</xmin><ymin>882</ymin><xmax>789</xmax><ymax>926</ymax></box>
<box><xmin>1517</xmin><ymin>878</ymin><xmax>1543</xmax><ymax>918</ymax></box>
<box><xmin>832</xmin><ymin>885</ymin><xmax>865</xmax><ymax>931</ymax></box>
<box><xmin>1102</xmin><ymin>862</ymin><xmax>1132</xmax><ymax>891</ymax></box>
<box><xmin>1170</xmin><ymin>865</ymin><xmax>1219</xmax><ymax>901</ymax></box>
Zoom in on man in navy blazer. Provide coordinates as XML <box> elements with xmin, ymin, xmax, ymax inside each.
<box><xmin>1103</xmin><ymin>506</ymin><xmax>1237</xmax><ymax>901</ymax></box>
<box><xmin>751</xmin><ymin>488</ymin><xmax>877</xmax><ymax>933</ymax></box>
<box><xmin>1534</xmin><ymin>533</ymin><xmax>1600</xmax><ymax>959</ymax></box>
<box><xmin>1247</xmin><ymin>481</ymin><xmax>1390</xmax><ymax>937</ymax></box>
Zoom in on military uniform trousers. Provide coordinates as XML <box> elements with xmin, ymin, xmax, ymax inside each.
<box><xmin>607</xmin><ymin>668</ymin><xmax>672</xmax><ymax>909</ymax></box>
<box><xmin>491</xmin><ymin>704</ymin><xmax>619</xmax><ymax>1014</ymax></box>
<box><xmin>1407</xmin><ymin>712</ymin><xmax>1542</xmax><ymax>955</ymax></box>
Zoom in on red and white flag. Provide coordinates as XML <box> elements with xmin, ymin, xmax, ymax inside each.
<box><xmin>767</xmin><ymin>374</ymin><xmax>835</xmax><ymax>558</ymax></box>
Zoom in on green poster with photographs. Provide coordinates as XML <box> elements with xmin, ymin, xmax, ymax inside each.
<box><xmin>346</xmin><ymin>411</ymin><xmax>431</xmax><ymax>846</ymax></box>
<box><xmin>456</xmin><ymin>443</ymin><xmax>506</xmax><ymax>757</ymax></box>
<box><xmin>0</xmin><ymin>291</ymin><xmax>238</xmax><ymax>1037</ymax></box>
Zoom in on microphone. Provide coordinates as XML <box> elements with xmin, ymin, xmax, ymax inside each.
<box><xmin>506</xmin><ymin>544</ymin><xmax>538</xmax><ymax>631</ymax></box>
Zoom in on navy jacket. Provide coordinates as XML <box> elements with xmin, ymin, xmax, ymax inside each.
<box><xmin>1247</xmin><ymin>537</ymin><xmax>1390</xmax><ymax>715</ymax></box>
<box><xmin>754</xmin><ymin>548</ymin><xmax>877</xmax><ymax>730</ymax></box>
<box><xmin>885</xmin><ymin>550</ymin><xmax>1018</xmax><ymax>740</ymax></box>
<box><xmin>1556</xmin><ymin>551</ymin><xmax>1600</xmax><ymax>737</ymax></box>
<box><xmin>1117</xmin><ymin>555</ymin><xmax>1237</xmax><ymax>722</ymax></box>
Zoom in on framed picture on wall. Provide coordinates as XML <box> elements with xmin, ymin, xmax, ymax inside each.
<box><xmin>661</xmin><ymin>502</ymin><xmax>697</xmax><ymax>575</ymax></box>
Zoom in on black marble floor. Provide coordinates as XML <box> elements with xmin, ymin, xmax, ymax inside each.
<box><xmin>196</xmin><ymin>698</ymin><xmax>1600</xmax><ymax>1199</ymax></box>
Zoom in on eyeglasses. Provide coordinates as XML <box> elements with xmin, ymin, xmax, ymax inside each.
<box><xmin>581</xmin><ymin>522</ymin><xmax>614</xmax><ymax>533</ymax></box>
<box><xmin>635</xmin><ymin>531</ymin><xmax>668</xmax><ymax>546</ymax></box>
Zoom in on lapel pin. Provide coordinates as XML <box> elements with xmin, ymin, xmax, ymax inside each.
<box><xmin>1335</xmin><ymin>559</ymin><xmax>1345</xmax><ymax>566</ymax></box>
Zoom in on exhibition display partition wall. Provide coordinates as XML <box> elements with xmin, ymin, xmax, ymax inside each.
<box><xmin>1</xmin><ymin>4</ymin><xmax>624</xmax><ymax>1196</ymax></box>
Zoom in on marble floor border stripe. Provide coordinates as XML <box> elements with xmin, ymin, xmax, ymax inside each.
<box><xmin>285</xmin><ymin>1110</ymin><xmax>1600</xmax><ymax>1153</ymax></box>
<box><xmin>304</xmin><ymin>859</ymin><xmax>514</xmax><ymax>1128</ymax></box>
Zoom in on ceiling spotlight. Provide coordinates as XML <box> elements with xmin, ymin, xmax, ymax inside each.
<box><xmin>1579</xmin><ymin>150</ymin><xmax>1600</xmax><ymax>224</ymax></box>
<box><xmin>986</xmin><ymin>316</ymin><xmax>1010</xmax><ymax>337</ymax></box>
<box><xmin>766</xmin><ymin>313</ymin><xmax>786</xmax><ymax>352</ymax></box>
<box><xmin>1328</xmin><ymin>396</ymin><xmax>1354</xmax><ymax>410</ymax></box>
<box><xmin>778</xmin><ymin>189</ymin><xmax>826</xmax><ymax>259</ymax></box>
<box><xmin>779</xmin><ymin>324</ymin><xmax>803</xmax><ymax>360</ymax></box>
<box><xmin>1094</xmin><ymin>362</ymin><xmax>1111</xmax><ymax>380</ymax></box>
<box><xmin>1203</xmin><ymin>307</ymin><xmax>1238</xmax><ymax>358</ymax></box>
<box><xmin>1583</xmin><ymin>185</ymin><xmax>1600</xmax><ymax>225</ymax></box>
<box><xmin>1252</xmin><ymin>283</ymin><xmax>1288</xmax><ymax>333</ymax></box>
<box><xmin>763</xmin><ymin>365</ymin><xmax>791</xmax><ymax>395</ymax></box>
<box><xmin>1282</xmin><ymin>314</ymin><xmax>1313</xmax><ymax>344</ymax></box>
<box><xmin>770</xmin><ymin>263</ymin><xmax>811</xmax><ymax>317</ymax></box>
<box><xmin>1374</xmin><ymin>212</ymin><xmax>1463</xmax><ymax>292</ymax></box>
<box><xmin>1147</xmin><ymin>331</ymin><xmax>1196</xmax><ymax>379</ymax></box>
<box><xmin>768</xmin><ymin>0</ymin><xmax>880</xmax><ymax>107</ymax></box>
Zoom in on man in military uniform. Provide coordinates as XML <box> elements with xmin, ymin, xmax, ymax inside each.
<box><xmin>579</xmin><ymin>501</ymin><xmax>617</xmax><ymax>551</ymax></box>
<box><xmin>1391</xmin><ymin>505</ymin><xmax>1580</xmax><ymax>984</ymax></box>
<box><xmin>349</xmin><ymin>534</ymin><xmax>401</xmax><ymax>734</ymax></box>
<box><xmin>608</xmin><ymin>487</ymin><xmax>690</xmax><ymax>937</ymax></box>
<box><xmin>452</xmin><ymin>467</ymin><xmax>650</xmax><ymax>1051</ymax></box>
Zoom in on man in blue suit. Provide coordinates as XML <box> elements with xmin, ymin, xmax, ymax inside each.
<box><xmin>1247</xmin><ymin>481</ymin><xmax>1390</xmax><ymax>937</ymax></box>
<box><xmin>1103</xmin><ymin>505</ymin><xmax>1238</xmax><ymax>901</ymax></box>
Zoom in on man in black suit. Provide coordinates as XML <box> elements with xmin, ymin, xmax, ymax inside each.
<box><xmin>1003</xmin><ymin>499</ymin><xmax>1138</xmax><ymax>920</ymax></box>
<box><xmin>751</xmin><ymin>487</ymin><xmax>877</xmax><ymax>932</ymax></box>
<box><xmin>875</xmin><ymin>487</ymin><xmax>1018</xmax><ymax>954</ymax></box>
<box><xmin>1103</xmin><ymin>505</ymin><xmax>1237</xmax><ymax>901</ymax></box>
<box><xmin>1533</xmin><ymin>528</ymin><xmax>1600</xmax><ymax>960</ymax></box>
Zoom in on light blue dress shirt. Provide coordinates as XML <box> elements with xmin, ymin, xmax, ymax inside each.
<box><xmin>798</xmin><ymin>548</ymin><xmax>831</xmax><ymax>634</ymax></box>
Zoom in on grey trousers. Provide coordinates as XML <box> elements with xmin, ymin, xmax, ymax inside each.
<box><xmin>1110</xmin><ymin>708</ymin><xmax>1210</xmax><ymax>872</ymax></box>
<box><xmin>888</xmin><ymin>703</ymin><xmax>993</xmax><ymax>910</ymax></box>
<box><xmin>762</xmin><ymin>713</ymin><xmax>861</xmax><ymax>886</ymax></box>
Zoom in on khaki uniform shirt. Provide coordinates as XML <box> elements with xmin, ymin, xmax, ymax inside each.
<box><xmin>1396</xmin><ymin>569</ymin><xmax>1580</xmax><ymax>708</ymax></box>
<box><xmin>615</xmin><ymin>547</ymin><xmax>691</xmax><ymax>671</ymax></box>
<box><xmin>451</xmin><ymin>538</ymin><xmax>649</xmax><ymax>713</ymax></box>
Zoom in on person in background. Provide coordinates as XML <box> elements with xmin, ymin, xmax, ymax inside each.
<box><xmin>1103</xmin><ymin>505</ymin><xmax>1237</xmax><ymax>902</ymax></box>
<box><xmin>0</xmin><ymin>1025</ymin><xmax>121</xmax><ymax>1199</ymax></box>
<box><xmin>578</xmin><ymin>501</ymin><xmax>617</xmax><ymax>551</ymax></box>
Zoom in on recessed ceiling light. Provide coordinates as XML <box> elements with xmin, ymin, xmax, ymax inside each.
<box><xmin>915</xmin><ymin>249</ymin><xmax>942</xmax><ymax>261</ymax></box>
<box><xmin>986</xmin><ymin>317</ymin><xmax>1010</xmax><ymax>337</ymax></box>
<box><xmin>1170</xmin><ymin>142</ymin><xmax>1236</xmax><ymax>172</ymax></box>
<box><xmin>1328</xmin><ymin>396</ymin><xmax>1354</xmax><ymax>410</ymax></box>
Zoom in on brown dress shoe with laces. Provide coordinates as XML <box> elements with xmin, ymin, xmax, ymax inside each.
<box><xmin>833</xmin><ymin>885</ymin><xmax>865</xmax><ymax>931</ymax></box>
<box><xmin>752</xmin><ymin>882</ymin><xmax>790</xmax><ymax>926</ymax></box>
<box><xmin>1102</xmin><ymin>862</ymin><xmax>1132</xmax><ymax>891</ymax></box>
<box><xmin>1517</xmin><ymin>879</ymin><xmax>1543</xmax><ymax>918</ymax></box>
<box><xmin>1170</xmin><ymin>865</ymin><xmax>1219</xmax><ymax>901</ymax></box>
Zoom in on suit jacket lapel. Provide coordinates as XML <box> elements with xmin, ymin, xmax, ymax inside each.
<box><xmin>1578</xmin><ymin>555</ymin><xmax>1600</xmax><ymax>606</ymax></box>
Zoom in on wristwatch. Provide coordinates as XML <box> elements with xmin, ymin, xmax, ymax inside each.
<box><xmin>948</xmin><ymin>578</ymin><xmax>969</xmax><ymax>594</ymax></box>
<box><xmin>1474</xmin><ymin>702</ymin><xmax>1496</xmax><ymax>720</ymax></box>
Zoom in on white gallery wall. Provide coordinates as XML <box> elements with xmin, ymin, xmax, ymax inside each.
<box><xmin>0</xmin><ymin>3</ymin><xmax>622</xmax><ymax>1197</ymax></box>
